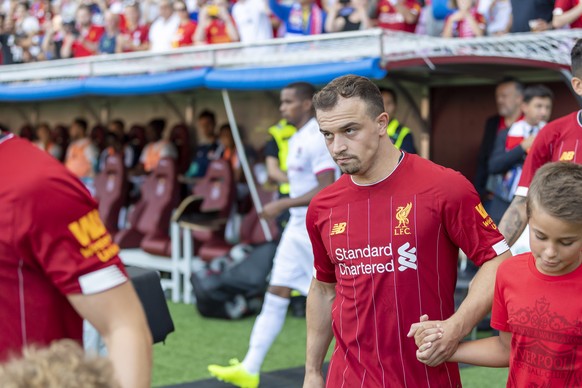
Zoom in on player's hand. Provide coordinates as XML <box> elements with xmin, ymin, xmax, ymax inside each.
<box><xmin>409</xmin><ymin>316</ymin><xmax>463</xmax><ymax>367</ymax></box>
<box><xmin>303</xmin><ymin>370</ymin><xmax>325</xmax><ymax>388</ymax></box>
<box><xmin>260</xmin><ymin>200</ymin><xmax>285</xmax><ymax>220</ymax></box>
<box><xmin>521</xmin><ymin>134</ymin><xmax>536</xmax><ymax>152</ymax></box>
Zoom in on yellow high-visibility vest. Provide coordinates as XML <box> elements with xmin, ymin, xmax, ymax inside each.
<box><xmin>268</xmin><ymin>119</ymin><xmax>297</xmax><ymax>195</ymax></box>
<box><xmin>387</xmin><ymin>119</ymin><xmax>411</xmax><ymax>150</ymax></box>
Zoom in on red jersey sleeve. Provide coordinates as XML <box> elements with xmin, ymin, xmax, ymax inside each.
<box><xmin>307</xmin><ymin>202</ymin><xmax>336</xmax><ymax>283</ymax></box>
<box><xmin>554</xmin><ymin>0</ymin><xmax>573</xmax><ymax>12</ymax></box>
<box><xmin>516</xmin><ymin>125</ymin><xmax>552</xmax><ymax>197</ymax></box>
<box><xmin>441</xmin><ymin>171</ymin><xmax>509</xmax><ymax>266</ymax></box>
<box><xmin>15</xmin><ymin>172</ymin><xmax>126</xmax><ymax>296</ymax></box>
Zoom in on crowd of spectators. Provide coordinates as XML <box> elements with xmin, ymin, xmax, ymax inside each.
<box><xmin>0</xmin><ymin>0</ymin><xmax>576</xmax><ymax>64</ymax></box>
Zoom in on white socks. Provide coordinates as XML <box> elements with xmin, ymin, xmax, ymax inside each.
<box><xmin>242</xmin><ymin>292</ymin><xmax>290</xmax><ymax>374</ymax></box>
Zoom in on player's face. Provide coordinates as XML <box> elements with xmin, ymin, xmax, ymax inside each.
<box><xmin>522</xmin><ymin>96</ymin><xmax>552</xmax><ymax>126</ymax></box>
<box><xmin>496</xmin><ymin>82</ymin><xmax>522</xmax><ymax>118</ymax></box>
<box><xmin>280</xmin><ymin>88</ymin><xmax>307</xmax><ymax>127</ymax></box>
<box><xmin>317</xmin><ymin>97</ymin><xmax>387</xmax><ymax>175</ymax></box>
<box><xmin>529</xmin><ymin>204</ymin><xmax>582</xmax><ymax>276</ymax></box>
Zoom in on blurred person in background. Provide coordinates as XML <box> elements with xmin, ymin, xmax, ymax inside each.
<box><xmin>133</xmin><ymin>118</ymin><xmax>177</xmax><ymax>175</ymax></box>
<box><xmin>34</xmin><ymin>122</ymin><xmax>63</xmax><ymax>160</ymax></box>
<box><xmin>64</xmin><ymin>117</ymin><xmax>99</xmax><ymax>194</ymax></box>
<box><xmin>61</xmin><ymin>4</ymin><xmax>105</xmax><ymax>58</ymax></box>
<box><xmin>98</xmin><ymin>11</ymin><xmax>120</xmax><ymax>54</ymax></box>
<box><xmin>477</xmin><ymin>0</ymin><xmax>511</xmax><ymax>36</ymax></box>
<box><xmin>171</xmin><ymin>0</ymin><xmax>197</xmax><ymax>47</ymax></box>
<box><xmin>41</xmin><ymin>14</ymin><xmax>65</xmax><ymax>60</ymax></box>
<box><xmin>13</xmin><ymin>1</ymin><xmax>41</xmax><ymax>62</ymax></box>
<box><xmin>268</xmin><ymin>0</ymin><xmax>326</xmax><ymax>37</ymax></box>
<box><xmin>325</xmin><ymin>0</ymin><xmax>370</xmax><ymax>32</ymax></box>
<box><xmin>194</xmin><ymin>0</ymin><xmax>239</xmax><ymax>44</ymax></box>
<box><xmin>148</xmin><ymin>0</ymin><xmax>179</xmax><ymax>52</ymax></box>
<box><xmin>509</xmin><ymin>0</ymin><xmax>553</xmax><ymax>32</ymax></box>
<box><xmin>116</xmin><ymin>2</ymin><xmax>149</xmax><ymax>53</ymax></box>
<box><xmin>552</xmin><ymin>0</ymin><xmax>582</xmax><ymax>30</ymax></box>
<box><xmin>442</xmin><ymin>0</ymin><xmax>485</xmax><ymax>38</ymax></box>
<box><xmin>373</xmin><ymin>0</ymin><xmax>421</xmax><ymax>33</ymax></box>
<box><xmin>380</xmin><ymin>86</ymin><xmax>417</xmax><ymax>154</ymax></box>
<box><xmin>231</xmin><ymin>0</ymin><xmax>274</xmax><ymax>43</ymax></box>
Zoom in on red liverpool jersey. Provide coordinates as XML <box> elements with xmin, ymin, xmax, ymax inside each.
<box><xmin>0</xmin><ymin>136</ymin><xmax>127</xmax><ymax>362</ymax></box>
<box><xmin>491</xmin><ymin>253</ymin><xmax>582</xmax><ymax>387</ymax></box>
<box><xmin>307</xmin><ymin>152</ymin><xmax>508</xmax><ymax>387</ymax></box>
<box><xmin>516</xmin><ymin>110</ymin><xmax>582</xmax><ymax>197</ymax></box>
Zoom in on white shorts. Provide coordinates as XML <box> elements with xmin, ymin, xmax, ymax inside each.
<box><xmin>269</xmin><ymin>214</ymin><xmax>314</xmax><ymax>296</ymax></box>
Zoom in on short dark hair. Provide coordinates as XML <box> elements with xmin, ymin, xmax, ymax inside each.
<box><xmin>527</xmin><ymin>162</ymin><xmax>582</xmax><ymax>224</ymax></box>
<box><xmin>378</xmin><ymin>86</ymin><xmax>397</xmax><ymax>105</ymax></box>
<box><xmin>571</xmin><ymin>39</ymin><xmax>582</xmax><ymax>78</ymax></box>
<box><xmin>313</xmin><ymin>75</ymin><xmax>384</xmax><ymax>120</ymax></box>
<box><xmin>523</xmin><ymin>84</ymin><xmax>554</xmax><ymax>104</ymax></box>
<box><xmin>148</xmin><ymin>118</ymin><xmax>166</xmax><ymax>138</ymax></box>
<box><xmin>497</xmin><ymin>76</ymin><xmax>525</xmax><ymax>96</ymax></box>
<box><xmin>198</xmin><ymin>109</ymin><xmax>216</xmax><ymax>124</ymax></box>
<box><xmin>284</xmin><ymin>82</ymin><xmax>316</xmax><ymax>102</ymax></box>
<box><xmin>73</xmin><ymin>118</ymin><xmax>88</xmax><ymax>132</ymax></box>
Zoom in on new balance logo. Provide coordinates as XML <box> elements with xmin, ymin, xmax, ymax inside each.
<box><xmin>397</xmin><ymin>242</ymin><xmax>417</xmax><ymax>271</ymax></box>
<box><xmin>560</xmin><ymin>151</ymin><xmax>575</xmax><ymax>161</ymax></box>
<box><xmin>330</xmin><ymin>222</ymin><xmax>347</xmax><ymax>235</ymax></box>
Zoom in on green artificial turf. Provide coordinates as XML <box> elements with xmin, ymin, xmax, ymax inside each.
<box><xmin>152</xmin><ymin>302</ymin><xmax>509</xmax><ymax>387</ymax></box>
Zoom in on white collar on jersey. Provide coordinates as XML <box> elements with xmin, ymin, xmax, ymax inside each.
<box><xmin>0</xmin><ymin>132</ymin><xmax>14</xmax><ymax>145</ymax></box>
<box><xmin>577</xmin><ymin>110</ymin><xmax>582</xmax><ymax>127</ymax></box>
<box><xmin>350</xmin><ymin>151</ymin><xmax>405</xmax><ymax>187</ymax></box>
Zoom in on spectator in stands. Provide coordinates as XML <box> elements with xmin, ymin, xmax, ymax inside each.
<box><xmin>52</xmin><ymin>123</ymin><xmax>70</xmax><ymax>161</ymax></box>
<box><xmin>0</xmin><ymin>340</ymin><xmax>121</xmax><ymax>388</ymax></box>
<box><xmin>374</xmin><ymin>0</ymin><xmax>421</xmax><ymax>33</ymax></box>
<box><xmin>13</xmin><ymin>1</ymin><xmax>41</xmax><ymax>62</ymax></box>
<box><xmin>195</xmin><ymin>0</ymin><xmax>239</xmax><ymax>44</ymax></box>
<box><xmin>379</xmin><ymin>86</ymin><xmax>417</xmax><ymax>154</ymax></box>
<box><xmin>442</xmin><ymin>0</ymin><xmax>485</xmax><ymax>38</ymax></box>
<box><xmin>148</xmin><ymin>0</ymin><xmax>179</xmax><ymax>52</ymax></box>
<box><xmin>109</xmin><ymin>118</ymin><xmax>139</xmax><ymax>168</ymax></box>
<box><xmin>116</xmin><ymin>3</ymin><xmax>149</xmax><ymax>53</ymax></box>
<box><xmin>325</xmin><ymin>0</ymin><xmax>371</xmax><ymax>32</ymax></box>
<box><xmin>172</xmin><ymin>0</ymin><xmax>197</xmax><ymax>47</ymax></box>
<box><xmin>18</xmin><ymin>123</ymin><xmax>36</xmax><ymax>141</ymax></box>
<box><xmin>41</xmin><ymin>14</ymin><xmax>65</xmax><ymax>60</ymax></box>
<box><xmin>474</xmin><ymin>77</ymin><xmax>524</xmax><ymax>206</ymax></box>
<box><xmin>486</xmin><ymin>84</ymin><xmax>553</xmax><ymax>224</ymax></box>
<box><xmin>478</xmin><ymin>0</ymin><xmax>511</xmax><ymax>36</ymax></box>
<box><xmin>268</xmin><ymin>0</ymin><xmax>326</xmax><ymax>37</ymax></box>
<box><xmin>552</xmin><ymin>1</ymin><xmax>582</xmax><ymax>30</ymax></box>
<box><xmin>135</xmin><ymin>118</ymin><xmax>177</xmax><ymax>174</ymax></box>
<box><xmin>65</xmin><ymin>117</ymin><xmax>99</xmax><ymax>194</ymax></box>
<box><xmin>183</xmin><ymin>109</ymin><xmax>220</xmax><ymax>180</ymax></box>
<box><xmin>61</xmin><ymin>4</ymin><xmax>105</xmax><ymax>58</ymax></box>
<box><xmin>231</xmin><ymin>0</ymin><xmax>274</xmax><ymax>43</ymax></box>
<box><xmin>0</xmin><ymin>13</ymin><xmax>15</xmax><ymax>64</ymax></box>
<box><xmin>98</xmin><ymin>11</ymin><xmax>120</xmax><ymax>54</ymax></box>
<box><xmin>509</xmin><ymin>0</ymin><xmax>553</xmax><ymax>33</ymax></box>
<box><xmin>34</xmin><ymin>122</ymin><xmax>63</xmax><ymax>160</ymax></box>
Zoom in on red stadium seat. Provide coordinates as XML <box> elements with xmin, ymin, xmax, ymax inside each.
<box><xmin>173</xmin><ymin>159</ymin><xmax>236</xmax><ymax>262</ymax></box>
<box><xmin>94</xmin><ymin>153</ymin><xmax>128</xmax><ymax>235</ymax></box>
<box><xmin>115</xmin><ymin>157</ymin><xmax>180</xmax><ymax>257</ymax></box>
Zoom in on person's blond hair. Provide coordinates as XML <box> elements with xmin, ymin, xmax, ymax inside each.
<box><xmin>0</xmin><ymin>340</ymin><xmax>120</xmax><ymax>388</ymax></box>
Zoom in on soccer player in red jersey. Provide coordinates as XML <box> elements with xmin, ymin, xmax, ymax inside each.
<box><xmin>303</xmin><ymin>75</ymin><xmax>511</xmax><ymax>387</ymax></box>
<box><xmin>0</xmin><ymin>131</ymin><xmax>152</xmax><ymax>388</ymax></box>
<box><xmin>499</xmin><ymin>39</ymin><xmax>582</xmax><ymax>248</ymax></box>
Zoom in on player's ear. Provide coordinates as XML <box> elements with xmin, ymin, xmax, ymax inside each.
<box><xmin>377</xmin><ymin>112</ymin><xmax>389</xmax><ymax>135</ymax></box>
<box><xmin>572</xmin><ymin>77</ymin><xmax>582</xmax><ymax>97</ymax></box>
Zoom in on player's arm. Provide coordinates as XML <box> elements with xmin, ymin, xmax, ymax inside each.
<box><xmin>304</xmin><ymin>278</ymin><xmax>336</xmax><ymax>388</ymax></box>
<box><xmin>261</xmin><ymin>170</ymin><xmax>335</xmax><ymax>219</ymax></box>
<box><xmin>68</xmin><ymin>282</ymin><xmax>153</xmax><ymax>388</ymax></box>
<box><xmin>447</xmin><ymin>331</ymin><xmax>511</xmax><ymax>367</ymax></box>
<box><xmin>498</xmin><ymin>195</ymin><xmax>527</xmax><ymax>246</ymax></box>
<box><xmin>265</xmin><ymin>156</ymin><xmax>289</xmax><ymax>184</ymax></box>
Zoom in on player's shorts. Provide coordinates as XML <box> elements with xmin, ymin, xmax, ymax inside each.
<box><xmin>269</xmin><ymin>214</ymin><xmax>314</xmax><ymax>296</ymax></box>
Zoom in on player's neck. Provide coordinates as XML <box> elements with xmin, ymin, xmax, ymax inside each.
<box><xmin>352</xmin><ymin>145</ymin><xmax>402</xmax><ymax>185</ymax></box>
